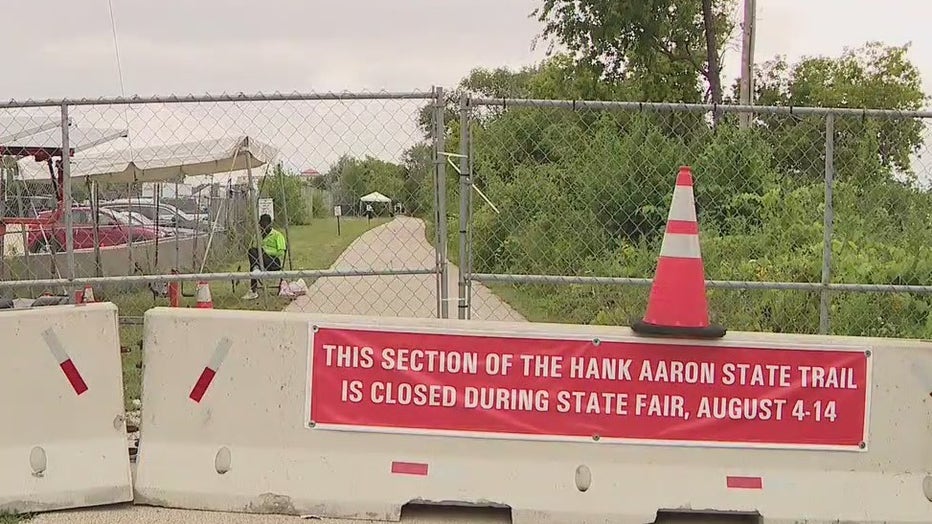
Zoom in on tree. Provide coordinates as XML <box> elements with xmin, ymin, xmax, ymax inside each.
<box><xmin>748</xmin><ymin>42</ymin><xmax>927</xmax><ymax>183</ymax></box>
<box><xmin>533</xmin><ymin>0</ymin><xmax>736</xmax><ymax>105</ymax></box>
<box><xmin>400</xmin><ymin>142</ymin><xmax>434</xmax><ymax>216</ymax></box>
<box><xmin>416</xmin><ymin>64</ymin><xmax>544</xmax><ymax>138</ymax></box>
<box><xmin>324</xmin><ymin>154</ymin><xmax>363</xmax><ymax>205</ymax></box>
<box><xmin>417</xmin><ymin>55</ymin><xmax>643</xmax><ymax>138</ymax></box>
<box><xmin>323</xmin><ymin>155</ymin><xmax>407</xmax><ymax>214</ymax></box>
<box><xmin>259</xmin><ymin>163</ymin><xmax>312</xmax><ymax>225</ymax></box>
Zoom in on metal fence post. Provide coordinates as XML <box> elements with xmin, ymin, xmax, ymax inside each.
<box><xmin>466</xmin><ymin>114</ymin><xmax>475</xmax><ymax>320</ymax></box>
<box><xmin>457</xmin><ymin>95</ymin><xmax>470</xmax><ymax>320</ymax></box>
<box><xmin>245</xmin><ymin>139</ymin><xmax>264</xmax><ymax>276</ymax></box>
<box><xmin>819</xmin><ymin>113</ymin><xmax>835</xmax><ymax>334</ymax></box>
<box><xmin>430</xmin><ymin>89</ymin><xmax>441</xmax><ymax>318</ymax></box>
<box><xmin>60</xmin><ymin>103</ymin><xmax>75</xmax><ymax>280</ymax></box>
<box><xmin>434</xmin><ymin>87</ymin><xmax>450</xmax><ymax>319</ymax></box>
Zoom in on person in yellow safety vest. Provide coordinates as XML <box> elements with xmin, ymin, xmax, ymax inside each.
<box><xmin>242</xmin><ymin>213</ymin><xmax>287</xmax><ymax>300</ymax></box>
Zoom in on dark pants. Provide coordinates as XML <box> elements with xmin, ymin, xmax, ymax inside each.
<box><xmin>247</xmin><ymin>248</ymin><xmax>283</xmax><ymax>292</ymax></box>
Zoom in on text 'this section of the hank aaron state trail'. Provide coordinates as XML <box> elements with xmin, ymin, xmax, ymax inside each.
<box><xmin>310</xmin><ymin>329</ymin><xmax>870</xmax><ymax>449</ymax></box>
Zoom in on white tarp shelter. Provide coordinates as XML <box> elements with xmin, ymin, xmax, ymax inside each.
<box><xmin>16</xmin><ymin>135</ymin><xmax>278</xmax><ymax>184</ymax></box>
<box><xmin>359</xmin><ymin>191</ymin><xmax>391</xmax><ymax>203</ymax></box>
<box><xmin>2</xmin><ymin>121</ymin><xmax>128</xmax><ymax>158</ymax></box>
<box><xmin>0</xmin><ymin>117</ymin><xmax>62</xmax><ymax>144</ymax></box>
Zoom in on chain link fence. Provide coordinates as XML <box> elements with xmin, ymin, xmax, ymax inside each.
<box><xmin>3</xmin><ymin>92</ymin><xmax>932</xmax><ymax>341</ymax></box>
<box><xmin>0</xmin><ymin>91</ymin><xmax>453</xmax><ymax>334</ymax></box>
<box><xmin>456</xmin><ymin>98</ymin><xmax>932</xmax><ymax>339</ymax></box>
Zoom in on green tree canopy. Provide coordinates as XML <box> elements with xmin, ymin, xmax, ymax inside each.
<box><xmin>747</xmin><ymin>42</ymin><xmax>927</xmax><ymax>183</ymax></box>
<box><xmin>533</xmin><ymin>0</ymin><xmax>736</xmax><ymax>104</ymax></box>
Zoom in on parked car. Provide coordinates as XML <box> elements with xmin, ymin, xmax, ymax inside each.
<box><xmin>101</xmin><ymin>199</ymin><xmax>209</xmax><ymax>231</ymax></box>
<box><xmin>109</xmin><ymin>209</ymin><xmax>199</xmax><ymax>238</ymax></box>
<box><xmin>105</xmin><ymin>197</ymin><xmax>207</xmax><ymax>223</ymax></box>
<box><xmin>27</xmin><ymin>207</ymin><xmax>161</xmax><ymax>253</ymax></box>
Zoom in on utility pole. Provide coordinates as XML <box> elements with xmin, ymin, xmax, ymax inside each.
<box><xmin>738</xmin><ymin>0</ymin><xmax>757</xmax><ymax>129</ymax></box>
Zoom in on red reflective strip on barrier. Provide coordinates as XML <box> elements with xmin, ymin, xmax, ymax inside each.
<box><xmin>42</xmin><ymin>329</ymin><xmax>88</xmax><ymax>396</ymax></box>
<box><xmin>391</xmin><ymin>461</ymin><xmax>428</xmax><ymax>476</ymax></box>
<box><xmin>726</xmin><ymin>476</ymin><xmax>763</xmax><ymax>489</ymax></box>
<box><xmin>189</xmin><ymin>339</ymin><xmax>233</xmax><ymax>403</ymax></box>
<box><xmin>59</xmin><ymin>359</ymin><xmax>88</xmax><ymax>395</ymax></box>
<box><xmin>189</xmin><ymin>367</ymin><xmax>216</xmax><ymax>403</ymax></box>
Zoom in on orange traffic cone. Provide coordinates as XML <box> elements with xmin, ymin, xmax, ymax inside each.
<box><xmin>632</xmin><ymin>166</ymin><xmax>725</xmax><ymax>338</ymax></box>
<box><xmin>195</xmin><ymin>281</ymin><xmax>213</xmax><ymax>309</ymax></box>
<box><xmin>74</xmin><ymin>284</ymin><xmax>95</xmax><ymax>304</ymax></box>
<box><xmin>168</xmin><ymin>269</ymin><xmax>181</xmax><ymax>307</ymax></box>
<box><xmin>167</xmin><ymin>280</ymin><xmax>181</xmax><ymax>307</ymax></box>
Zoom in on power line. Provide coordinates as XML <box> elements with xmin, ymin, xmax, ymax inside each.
<box><xmin>105</xmin><ymin>0</ymin><xmax>133</xmax><ymax>156</ymax></box>
<box><xmin>106</xmin><ymin>0</ymin><xmax>127</xmax><ymax>99</ymax></box>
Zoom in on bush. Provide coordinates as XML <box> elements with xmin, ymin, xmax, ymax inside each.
<box><xmin>259</xmin><ymin>165</ymin><xmax>312</xmax><ymax>226</ymax></box>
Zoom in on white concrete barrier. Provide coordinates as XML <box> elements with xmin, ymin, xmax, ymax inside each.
<box><xmin>135</xmin><ymin>307</ymin><xmax>932</xmax><ymax>523</ymax></box>
<box><xmin>0</xmin><ymin>303</ymin><xmax>132</xmax><ymax>513</ymax></box>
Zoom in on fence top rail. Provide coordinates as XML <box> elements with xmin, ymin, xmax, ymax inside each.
<box><xmin>0</xmin><ymin>268</ymin><xmax>437</xmax><ymax>289</ymax></box>
<box><xmin>467</xmin><ymin>97</ymin><xmax>932</xmax><ymax>119</ymax></box>
<box><xmin>0</xmin><ymin>90</ymin><xmax>438</xmax><ymax>109</ymax></box>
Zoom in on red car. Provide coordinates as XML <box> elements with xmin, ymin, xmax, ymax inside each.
<box><xmin>27</xmin><ymin>207</ymin><xmax>161</xmax><ymax>253</ymax></box>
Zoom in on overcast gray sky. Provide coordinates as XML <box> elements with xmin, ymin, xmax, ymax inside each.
<box><xmin>3</xmin><ymin>0</ymin><xmax>932</xmax><ymax>174</ymax></box>
<box><xmin>2</xmin><ymin>0</ymin><xmax>929</xmax><ymax>98</ymax></box>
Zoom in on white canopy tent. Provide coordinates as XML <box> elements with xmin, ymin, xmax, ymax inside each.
<box><xmin>360</xmin><ymin>191</ymin><xmax>391</xmax><ymax>203</ymax></box>
<box><xmin>16</xmin><ymin>135</ymin><xmax>278</xmax><ymax>184</ymax></box>
<box><xmin>11</xmin><ymin>135</ymin><xmax>282</xmax><ymax>275</ymax></box>
<box><xmin>359</xmin><ymin>191</ymin><xmax>393</xmax><ymax>217</ymax></box>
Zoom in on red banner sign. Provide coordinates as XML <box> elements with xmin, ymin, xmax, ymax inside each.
<box><xmin>308</xmin><ymin>327</ymin><xmax>871</xmax><ymax>450</ymax></box>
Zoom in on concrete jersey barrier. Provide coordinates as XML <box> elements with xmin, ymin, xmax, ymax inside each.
<box><xmin>0</xmin><ymin>303</ymin><xmax>132</xmax><ymax>514</ymax></box>
<box><xmin>134</xmin><ymin>307</ymin><xmax>932</xmax><ymax>523</ymax></box>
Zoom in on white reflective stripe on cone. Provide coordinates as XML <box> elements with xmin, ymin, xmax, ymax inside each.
<box><xmin>668</xmin><ymin>186</ymin><xmax>697</xmax><ymax>222</ymax></box>
<box><xmin>660</xmin><ymin>233</ymin><xmax>701</xmax><ymax>259</ymax></box>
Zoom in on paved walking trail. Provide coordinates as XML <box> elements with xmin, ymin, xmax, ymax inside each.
<box><xmin>31</xmin><ymin>217</ymin><xmax>524</xmax><ymax>524</ymax></box>
<box><xmin>284</xmin><ymin>216</ymin><xmax>525</xmax><ymax>321</ymax></box>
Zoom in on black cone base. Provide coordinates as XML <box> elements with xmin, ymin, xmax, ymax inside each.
<box><xmin>631</xmin><ymin>319</ymin><xmax>726</xmax><ymax>339</ymax></box>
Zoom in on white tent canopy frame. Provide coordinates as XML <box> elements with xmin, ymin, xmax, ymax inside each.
<box><xmin>0</xmin><ymin>117</ymin><xmax>63</xmax><ymax>144</ymax></box>
<box><xmin>16</xmin><ymin>135</ymin><xmax>278</xmax><ymax>184</ymax></box>
<box><xmin>68</xmin><ymin>135</ymin><xmax>277</xmax><ymax>184</ymax></box>
<box><xmin>13</xmin><ymin>135</ymin><xmax>281</xmax><ymax>279</ymax></box>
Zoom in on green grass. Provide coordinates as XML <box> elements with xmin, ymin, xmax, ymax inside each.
<box><xmin>0</xmin><ymin>512</ymin><xmax>30</xmax><ymax>523</ymax></box>
<box><xmin>116</xmin><ymin>217</ymin><xmax>389</xmax><ymax>408</ymax></box>
<box><xmin>486</xmin><ymin>284</ymin><xmax>554</xmax><ymax>322</ymax></box>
